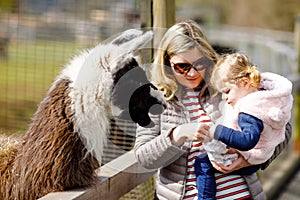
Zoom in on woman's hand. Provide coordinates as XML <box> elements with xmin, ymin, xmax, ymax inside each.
<box><xmin>211</xmin><ymin>149</ymin><xmax>251</xmax><ymax>173</ymax></box>
<box><xmin>170</xmin><ymin>123</ymin><xmax>210</xmax><ymax>146</ymax></box>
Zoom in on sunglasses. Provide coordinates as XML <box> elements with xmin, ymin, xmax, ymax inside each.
<box><xmin>170</xmin><ymin>57</ymin><xmax>214</xmax><ymax>75</ymax></box>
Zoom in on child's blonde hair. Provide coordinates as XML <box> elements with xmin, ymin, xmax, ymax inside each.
<box><xmin>211</xmin><ymin>53</ymin><xmax>261</xmax><ymax>91</ymax></box>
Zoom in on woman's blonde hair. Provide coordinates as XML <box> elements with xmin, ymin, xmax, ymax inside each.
<box><xmin>211</xmin><ymin>53</ymin><xmax>261</xmax><ymax>91</ymax></box>
<box><xmin>151</xmin><ymin>19</ymin><xmax>218</xmax><ymax>101</ymax></box>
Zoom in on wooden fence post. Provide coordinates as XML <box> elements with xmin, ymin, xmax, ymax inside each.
<box><xmin>139</xmin><ymin>0</ymin><xmax>152</xmax><ymax>29</ymax></box>
<box><xmin>153</xmin><ymin>0</ymin><xmax>175</xmax><ymax>52</ymax></box>
<box><xmin>296</xmin><ymin>15</ymin><xmax>300</xmax><ymax>71</ymax></box>
<box><xmin>138</xmin><ymin>0</ymin><xmax>153</xmax><ymax>65</ymax></box>
<box><xmin>294</xmin><ymin>15</ymin><xmax>300</xmax><ymax>154</ymax></box>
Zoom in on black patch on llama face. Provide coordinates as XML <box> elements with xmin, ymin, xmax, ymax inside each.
<box><xmin>112</xmin><ymin>58</ymin><xmax>165</xmax><ymax>127</ymax></box>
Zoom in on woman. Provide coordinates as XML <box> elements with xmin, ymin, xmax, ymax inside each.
<box><xmin>134</xmin><ymin>19</ymin><xmax>292</xmax><ymax>200</ymax></box>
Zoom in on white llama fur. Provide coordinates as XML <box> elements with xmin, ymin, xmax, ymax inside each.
<box><xmin>0</xmin><ymin>29</ymin><xmax>159</xmax><ymax>200</ymax></box>
<box><xmin>54</xmin><ymin>30</ymin><xmax>153</xmax><ymax>164</ymax></box>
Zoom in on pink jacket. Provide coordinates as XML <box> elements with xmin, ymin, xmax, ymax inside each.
<box><xmin>232</xmin><ymin>72</ymin><xmax>293</xmax><ymax>164</ymax></box>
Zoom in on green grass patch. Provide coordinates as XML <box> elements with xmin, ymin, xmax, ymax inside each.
<box><xmin>0</xmin><ymin>40</ymin><xmax>87</xmax><ymax>133</ymax></box>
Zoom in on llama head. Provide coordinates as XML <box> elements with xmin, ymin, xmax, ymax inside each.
<box><xmin>65</xmin><ymin>29</ymin><xmax>165</xmax><ymax>125</ymax></box>
<box><xmin>62</xmin><ymin>29</ymin><xmax>166</xmax><ymax>163</ymax></box>
<box><xmin>108</xmin><ymin>29</ymin><xmax>166</xmax><ymax>127</ymax></box>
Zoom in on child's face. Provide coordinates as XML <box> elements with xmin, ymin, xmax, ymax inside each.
<box><xmin>221</xmin><ymin>81</ymin><xmax>251</xmax><ymax>107</ymax></box>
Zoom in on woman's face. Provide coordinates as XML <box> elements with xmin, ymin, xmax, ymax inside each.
<box><xmin>169</xmin><ymin>47</ymin><xmax>206</xmax><ymax>89</ymax></box>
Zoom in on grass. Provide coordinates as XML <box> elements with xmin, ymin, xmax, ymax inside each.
<box><xmin>0</xmin><ymin>40</ymin><xmax>86</xmax><ymax>133</ymax></box>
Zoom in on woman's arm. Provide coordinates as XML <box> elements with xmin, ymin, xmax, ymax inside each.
<box><xmin>260</xmin><ymin>122</ymin><xmax>292</xmax><ymax>170</ymax></box>
<box><xmin>134</xmin><ymin>110</ymin><xmax>210</xmax><ymax>169</ymax></box>
<box><xmin>210</xmin><ymin>148</ymin><xmax>251</xmax><ymax>173</ymax></box>
<box><xmin>134</xmin><ymin>114</ymin><xmax>186</xmax><ymax>169</ymax></box>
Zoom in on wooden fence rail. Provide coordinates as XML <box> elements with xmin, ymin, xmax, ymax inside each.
<box><xmin>39</xmin><ymin>150</ymin><xmax>155</xmax><ymax>200</ymax></box>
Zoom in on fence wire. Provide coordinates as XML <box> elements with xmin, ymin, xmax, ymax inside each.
<box><xmin>0</xmin><ymin>0</ymin><xmax>140</xmax><ymax>132</ymax></box>
<box><xmin>0</xmin><ymin>0</ymin><xmax>154</xmax><ymax>199</ymax></box>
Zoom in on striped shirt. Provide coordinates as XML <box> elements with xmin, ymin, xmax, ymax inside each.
<box><xmin>182</xmin><ymin>89</ymin><xmax>251</xmax><ymax>200</ymax></box>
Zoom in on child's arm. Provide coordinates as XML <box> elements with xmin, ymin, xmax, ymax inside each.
<box><xmin>214</xmin><ymin>113</ymin><xmax>263</xmax><ymax>151</ymax></box>
<box><xmin>212</xmin><ymin>122</ymin><xmax>292</xmax><ymax>173</ymax></box>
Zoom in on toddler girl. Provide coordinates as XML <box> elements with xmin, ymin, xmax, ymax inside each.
<box><xmin>195</xmin><ymin>53</ymin><xmax>293</xmax><ymax>200</ymax></box>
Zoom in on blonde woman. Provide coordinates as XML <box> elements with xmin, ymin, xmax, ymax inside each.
<box><xmin>194</xmin><ymin>53</ymin><xmax>293</xmax><ymax>200</ymax></box>
<box><xmin>134</xmin><ymin>20</ymin><xmax>292</xmax><ymax>200</ymax></box>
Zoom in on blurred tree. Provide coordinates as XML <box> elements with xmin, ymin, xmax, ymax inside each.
<box><xmin>0</xmin><ymin>0</ymin><xmax>18</xmax><ymax>13</ymax></box>
<box><xmin>176</xmin><ymin>0</ymin><xmax>300</xmax><ymax>31</ymax></box>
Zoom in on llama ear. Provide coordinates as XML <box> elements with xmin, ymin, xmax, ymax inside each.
<box><xmin>112</xmin><ymin>29</ymin><xmax>153</xmax><ymax>54</ymax></box>
<box><xmin>126</xmin><ymin>30</ymin><xmax>153</xmax><ymax>53</ymax></box>
<box><xmin>111</xmin><ymin>29</ymin><xmax>144</xmax><ymax>45</ymax></box>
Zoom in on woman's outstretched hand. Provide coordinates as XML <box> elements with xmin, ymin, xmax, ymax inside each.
<box><xmin>170</xmin><ymin>123</ymin><xmax>211</xmax><ymax>146</ymax></box>
<box><xmin>211</xmin><ymin>149</ymin><xmax>251</xmax><ymax>173</ymax></box>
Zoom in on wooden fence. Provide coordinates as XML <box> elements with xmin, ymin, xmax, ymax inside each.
<box><xmin>39</xmin><ymin>150</ymin><xmax>155</xmax><ymax>200</ymax></box>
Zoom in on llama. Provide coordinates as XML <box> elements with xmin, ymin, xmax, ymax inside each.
<box><xmin>0</xmin><ymin>29</ymin><xmax>165</xmax><ymax>200</ymax></box>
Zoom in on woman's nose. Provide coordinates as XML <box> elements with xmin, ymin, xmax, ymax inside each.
<box><xmin>186</xmin><ymin>67</ymin><xmax>198</xmax><ymax>76</ymax></box>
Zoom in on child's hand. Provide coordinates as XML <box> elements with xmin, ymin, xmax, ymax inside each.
<box><xmin>193</xmin><ymin>123</ymin><xmax>211</xmax><ymax>142</ymax></box>
<box><xmin>199</xmin><ymin>126</ymin><xmax>214</xmax><ymax>142</ymax></box>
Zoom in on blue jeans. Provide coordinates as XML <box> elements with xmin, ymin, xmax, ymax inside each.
<box><xmin>195</xmin><ymin>153</ymin><xmax>260</xmax><ymax>200</ymax></box>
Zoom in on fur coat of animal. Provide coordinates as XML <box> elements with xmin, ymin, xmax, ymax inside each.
<box><xmin>0</xmin><ymin>29</ymin><xmax>165</xmax><ymax>200</ymax></box>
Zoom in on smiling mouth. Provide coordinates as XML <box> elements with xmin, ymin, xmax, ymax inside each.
<box><xmin>187</xmin><ymin>77</ymin><xmax>198</xmax><ymax>81</ymax></box>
